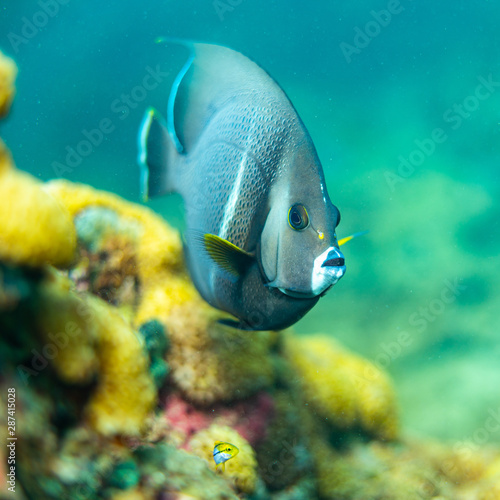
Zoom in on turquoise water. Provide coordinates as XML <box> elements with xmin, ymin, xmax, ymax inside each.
<box><xmin>1</xmin><ymin>1</ymin><xmax>499</xmax><ymax>442</ymax></box>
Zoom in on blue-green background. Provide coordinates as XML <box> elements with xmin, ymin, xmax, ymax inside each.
<box><xmin>1</xmin><ymin>0</ymin><xmax>499</xmax><ymax>442</ymax></box>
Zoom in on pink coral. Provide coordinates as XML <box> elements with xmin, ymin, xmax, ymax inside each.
<box><xmin>163</xmin><ymin>391</ymin><xmax>275</xmax><ymax>449</ymax></box>
<box><xmin>221</xmin><ymin>392</ymin><xmax>275</xmax><ymax>446</ymax></box>
<box><xmin>164</xmin><ymin>393</ymin><xmax>212</xmax><ymax>441</ymax></box>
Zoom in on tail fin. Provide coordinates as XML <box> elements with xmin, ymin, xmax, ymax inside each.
<box><xmin>138</xmin><ymin>107</ymin><xmax>178</xmax><ymax>201</ymax></box>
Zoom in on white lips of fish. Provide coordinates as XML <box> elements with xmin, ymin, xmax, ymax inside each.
<box><xmin>311</xmin><ymin>246</ymin><xmax>346</xmax><ymax>295</ymax></box>
<box><xmin>277</xmin><ymin>246</ymin><xmax>346</xmax><ymax>298</ymax></box>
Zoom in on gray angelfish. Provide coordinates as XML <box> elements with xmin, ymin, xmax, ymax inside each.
<box><xmin>138</xmin><ymin>40</ymin><xmax>346</xmax><ymax>330</ymax></box>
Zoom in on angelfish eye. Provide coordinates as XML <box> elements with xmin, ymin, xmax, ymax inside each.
<box><xmin>288</xmin><ymin>204</ymin><xmax>309</xmax><ymax>231</ymax></box>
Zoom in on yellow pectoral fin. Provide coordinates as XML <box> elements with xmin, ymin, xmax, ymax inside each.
<box><xmin>338</xmin><ymin>230</ymin><xmax>369</xmax><ymax>246</ymax></box>
<box><xmin>203</xmin><ymin>233</ymin><xmax>254</xmax><ymax>277</ymax></box>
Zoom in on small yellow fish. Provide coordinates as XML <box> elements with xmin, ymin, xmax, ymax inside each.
<box><xmin>213</xmin><ymin>441</ymin><xmax>239</xmax><ymax>472</ymax></box>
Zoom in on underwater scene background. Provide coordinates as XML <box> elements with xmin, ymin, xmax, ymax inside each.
<box><xmin>1</xmin><ymin>1</ymin><xmax>500</xmax><ymax>498</ymax></box>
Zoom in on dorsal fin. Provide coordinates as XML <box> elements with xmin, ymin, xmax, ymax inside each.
<box><xmin>156</xmin><ymin>38</ymin><xmax>287</xmax><ymax>154</ymax></box>
<box><xmin>159</xmin><ymin>38</ymin><xmax>194</xmax><ymax>154</ymax></box>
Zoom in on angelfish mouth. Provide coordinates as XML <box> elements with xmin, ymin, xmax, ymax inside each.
<box><xmin>311</xmin><ymin>247</ymin><xmax>346</xmax><ymax>295</ymax></box>
<box><xmin>322</xmin><ymin>257</ymin><xmax>345</xmax><ymax>267</ymax></box>
<box><xmin>266</xmin><ymin>248</ymin><xmax>346</xmax><ymax>299</ymax></box>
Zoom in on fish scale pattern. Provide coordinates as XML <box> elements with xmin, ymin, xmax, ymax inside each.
<box><xmin>180</xmin><ymin>99</ymin><xmax>301</xmax><ymax>250</ymax></box>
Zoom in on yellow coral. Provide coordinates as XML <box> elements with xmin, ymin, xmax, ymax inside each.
<box><xmin>310</xmin><ymin>428</ymin><xmax>500</xmax><ymax>499</ymax></box>
<box><xmin>284</xmin><ymin>334</ymin><xmax>398</xmax><ymax>440</ymax></box>
<box><xmin>311</xmin><ymin>438</ymin><xmax>454</xmax><ymax>499</ymax></box>
<box><xmin>45</xmin><ymin>180</ymin><xmax>183</xmax><ymax>282</ymax></box>
<box><xmin>36</xmin><ymin>270</ymin><xmax>99</xmax><ymax>383</ymax></box>
<box><xmin>0</xmin><ymin>77</ymin><xmax>76</xmax><ymax>268</ymax></box>
<box><xmin>165</xmin><ymin>301</ymin><xmax>275</xmax><ymax>404</ymax></box>
<box><xmin>0</xmin><ymin>164</ymin><xmax>76</xmax><ymax>268</ymax></box>
<box><xmin>485</xmin><ymin>456</ymin><xmax>500</xmax><ymax>480</ymax></box>
<box><xmin>189</xmin><ymin>424</ymin><xmax>257</xmax><ymax>494</ymax></box>
<box><xmin>110</xmin><ymin>488</ymin><xmax>149</xmax><ymax>500</ymax></box>
<box><xmin>137</xmin><ymin>271</ymin><xmax>276</xmax><ymax>404</ymax></box>
<box><xmin>36</xmin><ymin>270</ymin><xmax>156</xmax><ymax>436</ymax></box>
<box><xmin>84</xmin><ymin>296</ymin><xmax>156</xmax><ymax>436</ymax></box>
<box><xmin>0</xmin><ymin>50</ymin><xmax>16</xmax><ymax>118</ymax></box>
<box><xmin>45</xmin><ymin>180</ymin><xmax>188</xmax><ymax>322</ymax></box>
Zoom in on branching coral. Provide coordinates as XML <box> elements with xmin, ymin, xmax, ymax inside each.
<box><xmin>135</xmin><ymin>443</ymin><xmax>239</xmax><ymax>499</ymax></box>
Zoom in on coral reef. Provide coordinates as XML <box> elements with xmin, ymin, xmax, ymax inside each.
<box><xmin>45</xmin><ymin>180</ymin><xmax>184</xmax><ymax>285</ymax></box>
<box><xmin>0</xmin><ymin>153</ymin><xmax>76</xmax><ymax>268</ymax></box>
<box><xmin>162</xmin><ymin>390</ymin><xmax>275</xmax><ymax>448</ymax></box>
<box><xmin>164</xmin><ymin>311</ymin><xmax>276</xmax><ymax>404</ymax></box>
<box><xmin>312</xmin><ymin>436</ymin><xmax>500</xmax><ymax>500</ymax></box>
<box><xmin>1</xmin><ymin>263</ymin><xmax>156</xmax><ymax>438</ymax></box>
<box><xmin>139</xmin><ymin>319</ymin><xmax>170</xmax><ymax>388</ymax></box>
<box><xmin>2</xmin><ymin>50</ymin><xmax>500</xmax><ymax>500</ymax></box>
<box><xmin>284</xmin><ymin>333</ymin><xmax>398</xmax><ymax>440</ymax></box>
